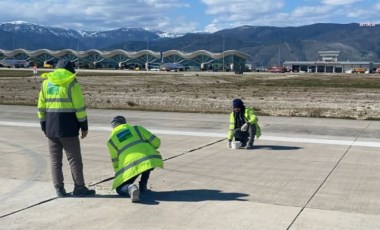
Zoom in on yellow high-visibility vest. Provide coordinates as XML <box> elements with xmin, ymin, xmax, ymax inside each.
<box><xmin>228</xmin><ymin>107</ymin><xmax>261</xmax><ymax>140</ymax></box>
<box><xmin>37</xmin><ymin>69</ymin><xmax>87</xmax><ymax>123</ymax></box>
<box><xmin>107</xmin><ymin>124</ymin><xmax>163</xmax><ymax>189</ymax></box>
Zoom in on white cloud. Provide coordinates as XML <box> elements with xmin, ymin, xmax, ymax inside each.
<box><xmin>321</xmin><ymin>0</ymin><xmax>363</xmax><ymax>5</ymax></box>
<box><xmin>204</xmin><ymin>23</ymin><xmax>224</xmax><ymax>33</ymax></box>
<box><xmin>202</xmin><ymin>0</ymin><xmax>285</xmax><ymax>31</ymax></box>
<box><xmin>292</xmin><ymin>5</ymin><xmax>334</xmax><ymax>18</ymax></box>
<box><xmin>139</xmin><ymin>0</ymin><xmax>189</xmax><ymax>8</ymax></box>
<box><xmin>346</xmin><ymin>9</ymin><xmax>369</xmax><ymax>18</ymax></box>
<box><xmin>0</xmin><ymin>0</ymin><xmax>191</xmax><ymax>32</ymax></box>
<box><xmin>0</xmin><ymin>0</ymin><xmax>379</xmax><ymax>33</ymax></box>
<box><xmin>202</xmin><ymin>0</ymin><xmax>284</xmax><ymax>15</ymax></box>
<box><xmin>202</xmin><ymin>0</ymin><xmax>380</xmax><ymax>31</ymax></box>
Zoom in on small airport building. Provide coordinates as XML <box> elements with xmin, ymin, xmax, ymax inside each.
<box><xmin>284</xmin><ymin>51</ymin><xmax>380</xmax><ymax>73</ymax></box>
<box><xmin>0</xmin><ymin>49</ymin><xmax>249</xmax><ymax>72</ymax></box>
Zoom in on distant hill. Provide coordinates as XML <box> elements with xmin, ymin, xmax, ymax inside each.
<box><xmin>1</xmin><ymin>21</ymin><xmax>379</xmax><ymax>67</ymax></box>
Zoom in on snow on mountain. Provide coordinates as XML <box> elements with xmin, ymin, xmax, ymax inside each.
<box><xmin>0</xmin><ymin>21</ymin><xmax>181</xmax><ymax>39</ymax></box>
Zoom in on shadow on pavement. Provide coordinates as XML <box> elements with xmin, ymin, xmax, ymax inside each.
<box><xmin>139</xmin><ymin>189</ymin><xmax>249</xmax><ymax>205</ymax></box>
<box><xmin>85</xmin><ymin>189</ymin><xmax>248</xmax><ymax>205</ymax></box>
<box><xmin>252</xmin><ymin>145</ymin><xmax>303</xmax><ymax>151</ymax></box>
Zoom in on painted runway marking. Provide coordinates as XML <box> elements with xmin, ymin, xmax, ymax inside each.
<box><xmin>1</xmin><ymin>121</ymin><xmax>380</xmax><ymax>148</ymax></box>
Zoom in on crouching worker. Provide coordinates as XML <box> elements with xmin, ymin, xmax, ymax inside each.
<box><xmin>228</xmin><ymin>99</ymin><xmax>261</xmax><ymax>149</ymax></box>
<box><xmin>107</xmin><ymin>116</ymin><xmax>164</xmax><ymax>202</ymax></box>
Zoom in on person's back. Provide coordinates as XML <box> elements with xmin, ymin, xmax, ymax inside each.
<box><xmin>37</xmin><ymin>59</ymin><xmax>95</xmax><ymax>197</ymax></box>
<box><xmin>107</xmin><ymin>116</ymin><xmax>163</xmax><ymax>202</ymax></box>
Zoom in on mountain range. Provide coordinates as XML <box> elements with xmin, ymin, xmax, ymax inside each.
<box><xmin>1</xmin><ymin>21</ymin><xmax>380</xmax><ymax>67</ymax></box>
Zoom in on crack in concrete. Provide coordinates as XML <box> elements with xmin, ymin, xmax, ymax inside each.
<box><xmin>0</xmin><ymin>138</ymin><xmax>226</xmax><ymax>219</ymax></box>
<box><xmin>0</xmin><ymin>197</ymin><xmax>57</xmax><ymax>219</ymax></box>
<box><xmin>286</xmin><ymin>121</ymin><xmax>373</xmax><ymax>230</ymax></box>
<box><xmin>90</xmin><ymin>138</ymin><xmax>226</xmax><ymax>186</ymax></box>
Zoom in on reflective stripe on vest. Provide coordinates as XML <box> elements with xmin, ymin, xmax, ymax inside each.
<box><xmin>75</xmin><ymin>107</ymin><xmax>86</xmax><ymax>112</ymax></box>
<box><xmin>77</xmin><ymin>116</ymin><xmax>87</xmax><ymax>122</ymax></box>
<box><xmin>46</xmin><ymin>108</ymin><xmax>76</xmax><ymax>112</ymax></box>
<box><xmin>45</xmin><ymin>98</ymin><xmax>72</xmax><ymax>103</ymax></box>
<box><xmin>118</xmin><ymin>139</ymin><xmax>146</xmax><ymax>154</ymax></box>
<box><xmin>134</xmin><ymin>126</ymin><xmax>143</xmax><ymax>139</ymax></box>
<box><xmin>115</xmin><ymin>154</ymin><xmax>162</xmax><ymax>177</ymax></box>
<box><xmin>148</xmin><ymin>134</ymin><xmax>156</xmax><ymax>143</ymax></box>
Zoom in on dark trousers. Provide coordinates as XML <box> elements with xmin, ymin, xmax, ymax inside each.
<box><xmin>233</xmin><ymin>124</ymin><xmax>256</xmax><ymax>145</ymax></box>
<box><xmin>48</xmin><ymin>136</ymin><xmax>85</xmax><ymax>189</ymax></box>
<box><xmin>116</xmin><ymin>169</ymin><xmax>152</xmax><ymax>196</ymax></box>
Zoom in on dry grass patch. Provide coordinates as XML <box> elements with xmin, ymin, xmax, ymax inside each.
<box><xmin>1</xmin><ymin>69</ymin><xmax>380</xmax><ymax>120</ymax></box>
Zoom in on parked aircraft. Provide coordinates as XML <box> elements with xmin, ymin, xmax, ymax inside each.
<box><xmin>0</xmin><ymin>59</ymin><xmax>29</xmax><ymax>68</ymax></box>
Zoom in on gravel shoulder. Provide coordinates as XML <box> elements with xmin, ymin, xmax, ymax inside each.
<box><xmin>1</xmin><ymin>69</ymin><xmax>380</xmax><ymax>120</ymax></box>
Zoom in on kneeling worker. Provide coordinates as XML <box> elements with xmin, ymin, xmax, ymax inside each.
<box><xmin>107</xmin><ymin>116</ymin><xmax>164</xmax><ymax>202</ymax></box>
<box><xmin>228</xmin><ymin>98</ymin><xmax>261</xmax><ymax>149</ymax></box>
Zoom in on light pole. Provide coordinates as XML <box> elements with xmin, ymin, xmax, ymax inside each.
<box><xmin>76</xmin><ymin>37</ymin><xmax>80</xmax><ymax>70</ymax></box>
<box><xmin>12</xmin><ymin>23</ymin><xmax>15</xmax><ymax>50</ymax></box>
<box><xmin>222</xmin><ymin>35</ymin><xmax>225</xmax><ymax>72</ymax></box>
<box><xmin>146</xmin><ymin>38</ymin><xmax>149</xmax><ymax>70</ymax></box>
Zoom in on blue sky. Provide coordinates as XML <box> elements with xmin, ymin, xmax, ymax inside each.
<box><xmin>0</xmin><ymin>0</ymin><xmax>379</xmax><ymax>33</ymax></box>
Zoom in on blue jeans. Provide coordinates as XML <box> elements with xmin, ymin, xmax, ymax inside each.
<box><xmin>116</xmin><ymin>169</ymin><xmax>152</xmax><ymax>196</ymax></box>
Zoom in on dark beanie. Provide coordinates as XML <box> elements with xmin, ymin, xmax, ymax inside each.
<box><xmin>232</xmin><ymin>98</ymin><xmax>244</xmax><ymax>108</ymax></box>
<box><xmin>56</xmin><ymin>59</ymin><xmax>76</xmax><ymax>74</ymax></box>
<box><xmin>110</xmin><ymin>116</ymin><xmax>126</xmax><ymax>128</ymax></box>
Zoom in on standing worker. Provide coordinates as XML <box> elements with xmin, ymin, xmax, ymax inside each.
<box><xmin>32</xmin><ymin>64</ymin><xmax>38</xmax><ymax>79</ymax></box>
<box><xmin>37</xmin><ymin>59</ymin><xmax>95</xmax><ymax>197</ymax></box>
<box><xmin>107</xmin><ymin>116</ymin><xmax>163</xmax><ymax>203</ymax></box>
<box><xmin>228</xmin><ymin>98</ymin><xmax>261</xmax><ymax>149</ymax></box>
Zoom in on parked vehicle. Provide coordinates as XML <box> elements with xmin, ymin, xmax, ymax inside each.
<box><xmin>269</xmin><ymin>66</ymin><xmax>287</xmax><ymax>73</ymax></box>
<box><xmin>0</xmin><ymin>59</ymin><xmax>29</xmax><ymax>68</ymax></box>
<box><xmin>352</xmin><ymin>67</ymin><xmax>366</xmax><ymax>73</ymax></box>
<box><xmin>43</xmin><ymin>60</ymin><xmax>54</xmax><ymax>68</ymax></box>
<box><xmin>160</xmin><ymin>63</ymin><xmax>184</xmax><ymax>72</ymax></box>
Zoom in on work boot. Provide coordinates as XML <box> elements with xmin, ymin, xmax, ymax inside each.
<box><xmin>128</xmin><ymin>184</ymin><xmax>140</xmax><ymax>203</ymax></box>
<box><xmin>72</xmin><ymin>185</ymin><xmax>96</xmax><ymax>197</ymax></box>
<box><xmin>245</xmin><ymin>143</ymin><xmax>254</xmax><ymax>150</ymax></box>
<box><xmin>56</xmin><ymin>187</ymin><xmax>69</xmax><ymax>197</ymax></box>
<box><xmin>240</xmin><ymin>142</ymin><xmax>247</xmax><ymax>148</ymax></box>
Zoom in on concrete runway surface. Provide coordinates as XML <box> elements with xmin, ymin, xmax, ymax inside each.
<box><xmin>1</xmin><ymin>104</ymin><xmax>380</xmax><ymax>229</ymax></box>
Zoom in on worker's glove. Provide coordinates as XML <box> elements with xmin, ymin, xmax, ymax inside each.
<box><xmin>228</xmin><ymin>141</ymin><xmax>232</xmax><ymax>148</ymax></box>
<box><xmin>241</xmin><ymin>123</ymin><xmax>249</xmax><ymax>132</ymax></box>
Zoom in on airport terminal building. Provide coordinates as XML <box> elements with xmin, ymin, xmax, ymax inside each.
<box><xmin>0</xmin><ymin>49</ymin><xmax>249</xmax><ymax>72</ymax></box>
<box><xmin>284</xmin><ymin>51</ymin><xmax>380</xmax><ymax>73</ymax></box>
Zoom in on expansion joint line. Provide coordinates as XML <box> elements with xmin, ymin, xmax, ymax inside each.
<box><xmin>163</xmin><ymin>138</ymin><xmax>226</xmax><ymax>161</ymax></box>
<box><xmin>0</xmin><ymin>197</ymin><xmax>57</xmax><ymax>219</ymax></box>
<box><xmin>0</xmin><ymin>139</ymin><xmax>225</xmax><ymax>219</ymax></box>
<box><xmin>286</xmin><ymin>121</ymin><xmax>372</xmax><ymax>230</ymax></box>
<box><xmin>90</xmin><ymin>138</ymin><xmax>226</xmax><ymax>186</ymax></box>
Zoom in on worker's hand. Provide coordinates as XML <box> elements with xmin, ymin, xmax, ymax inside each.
<box><xmin>241</xmin><ymin>123</ymin><xmax>249</xmax><ymax>132</ymax></box>
<box><xmin>81</xmin><ymin>130</ymin><xmax>88</xmax><ymax>139</ymax></box>
<box><xmin>228</xmin><ymin>141</ymin><xmax>232</xmax><ymax>148</ymax></box>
